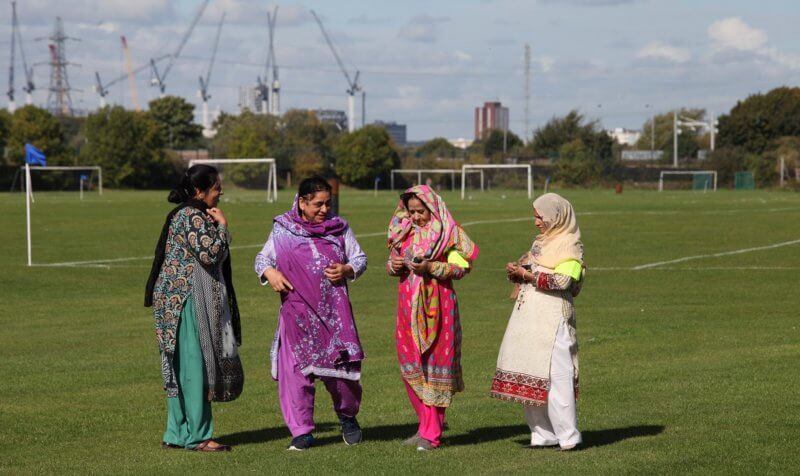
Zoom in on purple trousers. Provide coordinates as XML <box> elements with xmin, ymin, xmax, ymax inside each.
<box><xmin>277</xmin><ymin>336</ymin><xmax>362</xmax><ymax>437</ymax></box>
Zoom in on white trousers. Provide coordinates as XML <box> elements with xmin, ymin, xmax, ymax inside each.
<box><xmin>523</xmin><ymin>319</ymin><xmax>582</xmax><ymax>448</ymax></box>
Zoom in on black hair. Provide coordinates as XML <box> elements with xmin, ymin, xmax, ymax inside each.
<box><xmin>298</xmin><ymin>176</ymin><xmax>332</xmax><ymax>199</ymax></box>
<box><xmin>401</xmin><ymin>192</ymin><xmax>429</xmax><ymax>211</ymax></box>
<box><xmin>168</xmin><ymin>164</ymin><xmax>220</xmax><ymax>204</ymax></box>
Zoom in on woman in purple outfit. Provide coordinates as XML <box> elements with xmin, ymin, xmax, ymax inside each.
<box><xmin>254</xmin><ymin>177</ymin><xmax>367</xmax><ymax>451</ymax></box>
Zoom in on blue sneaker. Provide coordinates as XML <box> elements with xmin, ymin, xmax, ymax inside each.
<box><xmin>288</xmin><ymin>433</ymin><xmax>314</xmax><ymax>451</ymax></box>
<box><xmin>339</xmin><ymin>416</ymin><xmax>362</xmax><ymax>446</ymax></box>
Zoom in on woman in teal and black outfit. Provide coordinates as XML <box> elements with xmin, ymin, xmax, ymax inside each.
<box><xmin>145</xmin><ymin>164</ymin><xmax>244</xmax><ymax>452</ymax></box>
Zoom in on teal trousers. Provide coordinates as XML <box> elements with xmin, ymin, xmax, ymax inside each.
<box><xmin>162</xmin><ymin>296</ymin><xmax>213</xmax><ymax>448</ymax></box>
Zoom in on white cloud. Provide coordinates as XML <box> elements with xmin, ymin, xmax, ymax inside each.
<box><xmin>636</xmin><ymin>42</ymin><xmax>690</xmax><ymax>63</ymax></box>
<box><xmin>206</xmin><ymin>2</ymin><xmax>312</xmax><ymax>27</ymax></box>
<box><xmin>707</xmin><ymin>17</ymin><xmax>800</xmax><ymax>69</ymax></box>
<box><xmin>708</xmin><ymin>17</ymin><xmax>767</xmax><ymax>52</ymax></box>
<box><xmin>398</xmin><ymin>15</ymin><xmax>450</xmax><ymax>43</ymax></box>
<box><xmin>454</xmin><ymin>50</ymin><xmax>472</xmax><ymax>61</ymax></box>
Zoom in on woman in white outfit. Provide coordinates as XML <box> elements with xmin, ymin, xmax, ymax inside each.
<box><xmin>490</xmin><ymin>193</ymin><xmax>585</xmax><ymax>451</ymax></box>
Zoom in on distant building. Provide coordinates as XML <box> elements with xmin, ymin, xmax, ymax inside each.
<box><xmin>238</xmin><ymin>86</ymin><xmax>261</xmax><ymax>113</ymax></box>
<box><xmin>474</xmin><ymin>101</ymin><xmax>509</xmax><ymax>140</ymax></box>
<box><xmin>373</xmin><ymin>120</ymin><xmax>407</xmax><ymax>146</ymax></box>
<box><xmin>448</xmin><ymin>138</ymin><xmax>473</xmax><ymax>150</ymax></box>
<box><xmin>315</xmin><ymin>109</ymin><xmax>348</xmax><ymax>131</ymax></box>
<box><xmin>608</xmin><ymin>128</ymin><xmax>641</xmax><ymax>146</ymax></box>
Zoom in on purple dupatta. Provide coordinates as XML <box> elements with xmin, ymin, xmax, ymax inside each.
<box><xmin>271</xmin><ymin>198</ymin><xmax>364</xmax><ymax>380</ymax></box>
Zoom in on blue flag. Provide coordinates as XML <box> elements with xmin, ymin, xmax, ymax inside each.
<box><xmin>25</xmin><ymin>144</ymin><xmax>46</xmax><ymax>166</ymax></box>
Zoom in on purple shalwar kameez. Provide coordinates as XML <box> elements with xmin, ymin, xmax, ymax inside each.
<box><xmin>255</xmin><ymin>199</ymin><xmax>367</xmax><ymax>437</ymax></box>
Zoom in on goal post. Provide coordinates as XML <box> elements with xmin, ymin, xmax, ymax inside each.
<box><xmin>658</xmin><ymin>170</ymin><xmax>717</xmax><ymax>192</ymax></box>
<box><xmin>461</xmin><ymin>164</ymin><xmax>532</xmax><ymax>199</ymax></box>
<box><xmin>390</xmin><ymin>169</ymin><xmax>460</xmax><ymax>191</ymax></box>
<box><xmin>188</xmin><ymin>158</ymin><xmax>278</xmax><ymax>202</ymax></box>
<box><xmin>23</xmin><ymin>164</ymin><xmax>104</xmax><ymax>267</ymax></box>
<box><xmin>22</xmin><ymin>165</ymin><xmax>103</xmax><ymax>195</ymax></box>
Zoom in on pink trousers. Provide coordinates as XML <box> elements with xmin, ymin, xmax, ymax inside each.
<box><xmin>404</xmin><ymin>381</ymin><xmax>446</xmax><ymax>447</ymax></box>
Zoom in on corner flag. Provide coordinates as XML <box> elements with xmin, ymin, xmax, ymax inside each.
<box><xmin>24</xmin><ymin>144</ymin><xmax>46</xmax><ymax>166</ymax></box>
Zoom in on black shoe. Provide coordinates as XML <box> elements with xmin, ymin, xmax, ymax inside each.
<box><xmin>339</xmin><ymin>416</ymin><xmax>362</xmax><ymax>446</ymax></box>
<box><xmin>288</xmin><ymin>433</ymin><xmax>314</xmax><ymax>451</ymax></box>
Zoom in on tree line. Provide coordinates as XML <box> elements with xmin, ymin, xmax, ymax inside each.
<box><xmin>2</xmin><ymin>86</ymin><xmax>799</xmax><ymax>189</ymax></box>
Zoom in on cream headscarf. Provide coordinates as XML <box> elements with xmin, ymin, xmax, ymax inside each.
<box><xmin>530</xmin><ymin>193</ymin><xmax>583</xmax><ymax>269</ymax></box>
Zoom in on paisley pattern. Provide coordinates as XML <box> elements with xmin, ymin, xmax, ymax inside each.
<box><xmin>151</xmin><ymin>206</ymin><xmax>230</xmax><ymax>397</ymax></box>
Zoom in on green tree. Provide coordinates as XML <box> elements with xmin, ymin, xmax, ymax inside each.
<box><xmin>147</xmin><ymin>96</ymin><xmax>202</xmax><ymax>149</ymax></box>
<box><xmin>334</xmin><ymin>126</ymin><xmax>400</xmax><ymax>187</ymax></box>
<box><xmin>636</xmin><ymin>109</ymin><xmax>705</xmax><ymax>163</ymax></box>
<box><xmin>718</xmin><ymin>87</ymin><xmax>800</xmax><ymax>154</ymax></box>
<box><xmin>211</xmin><ymin>111</ymin><xmax>281</xmax><ymax>186</ymax></box>
<box><xmin>6</xmin><ymin>105</ymin><xmax>68</xmax><ymax>166</ymax></box>
<box><xmin>417</xmin><ymin>137</ymin><xmax>458</xmax><ymax>158</ymax></box>
<box><xmin>553</xmin><ymin>139</ymin><xmax>600</xmax><ymax>185</ymax></box>
<box><xmin>531</xmin><ymin>110</ymin><xmax>613</xmax><ymax>164</ymax></box>
<box><xmin>0</xmin><ymin>109</ymin><xmax>10</xmax><ymax>159</ymax></box>
<box><xmin>479</xmin><ymin>129</ymin><xmax>523</xmax><ymax>158</ymax></box>
<box><xmin>80</xmin><ymin>106</ymin><xmax>170</xmax><ymax>188</ymax></box>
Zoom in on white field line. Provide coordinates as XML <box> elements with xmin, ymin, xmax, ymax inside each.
<box><xmin>630</xmin><ymin>238</ymin><xmax>800</xmax><ymax>270</ymax></box>
<box><xmin>26</xmin><ymin>212</ymin><xmax>800</xmax><ymax>270</ymax></box>
<box><xmin>27</xmin><ymin>216</ymin><xmax>531</xmax><ymax>268</ymax></box>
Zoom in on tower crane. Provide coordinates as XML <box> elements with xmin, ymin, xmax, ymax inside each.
<box><xmin>150</xmin><ymin>0</ymin><xmax>210</xmax><ymax>96</ymax></box>
<box><xmin>256</xmin><ymin>6</ymin><xmax>279</xmax><ymax>115</ymax></box>
<box><xmin>198</xmin><ymin>12</ymin><xmax>225</xmax><ymax>137</ymax></box>
<box><xmin>6</xmin><ymin>2</ymin><xmax>35</xmax><ymax>112</ymax></box>
<box><xmin>310</xmin><ymin>10</ymin><xmax>362</xmax><ymax>132</ymax></box>
<box><xmin>121</xmin><ymin>36</ymin><xmax>141</xmax><ymax>111</ymax></box>
<box><xmin>94</xmin><ymin>55</ymin><xmax>168</xmax><ymax>108</ymax></box>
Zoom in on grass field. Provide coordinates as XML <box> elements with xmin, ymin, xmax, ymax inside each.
<box><xmin>2</xmin><ymin>186</ymin><xmax>800</xmax><ymax>474</ymax></box>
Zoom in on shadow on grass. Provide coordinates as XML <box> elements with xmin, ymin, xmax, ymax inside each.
<box><xmin>312</xmin><ymin>423</ymin><xmax>419</xmax><ymax>447</ymax></box>
<box><xmin>510</xmin><ymin>424</ymin><xmax>665</xmax><ymax>449</ymax></box>
<box><xmin>447</xmin><ymin>424</ymin><xmax>531</xmax><ymax>446</ymax></box>
<box><xmin>218</xmin><ymin>422</ymin><xmax>336</xmax><ymax>446</ymax></box>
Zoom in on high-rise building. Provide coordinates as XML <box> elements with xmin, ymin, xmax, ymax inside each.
<box><xmin>373</xmin><ymin>120</ymin><xmax>407</xmax><ymax>146</ymax></box>
<box><xmin>315</xmin><ymin>109</ymin><xmax>348</xmax><ymax>131</ymax></box>
<box><xmin>474</xmin><ymin>101</ymin><xmax>509</xmax><ymax>140</ymax></box>
<box><xmin>238</xmin><ymin>86</ymin><xmax>261</xmax><ymax>113</ymax></box>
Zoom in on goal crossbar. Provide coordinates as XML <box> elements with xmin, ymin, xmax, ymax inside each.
<box><xmin>23</xmin><ymin>165</ymin><xmax>103</xmax><ymax>195</ymax></box>
<box><xmin>658</xmin><ymin>170</ymin><xmax>717</xmax><ymax>192</ymax></box>
<box><xmin>461</xmin><ymin>164</ymin><xmax>532</xmax><ymax>199</ymax></box>
<box><xmin>189</xmin><ymin>158</ymin><xmax>278</xmax><ymax>202</ymax></box>
<box><xmin>390</xmin><ymin>169</ymin><xmax>460</xmax><ymax>191</ymax></box>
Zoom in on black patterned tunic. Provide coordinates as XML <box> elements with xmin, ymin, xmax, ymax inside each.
<box><xmin>151</xmin><ymin>206</ymin><xmax>229</xmax><ymax>397</ymax></box>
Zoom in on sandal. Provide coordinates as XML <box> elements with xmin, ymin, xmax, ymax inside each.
<box><xmin>192</xmin><ymin>440</ymin><xmax>232</xmax><ymax>452</ymax></box>
<box><xmin>161</xmin><ymin>442</ymin><xmax>183</xmax><ymax>450</ymax></box>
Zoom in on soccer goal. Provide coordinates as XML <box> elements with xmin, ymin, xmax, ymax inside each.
<box><xmin>390</xmin><ymin>169</ymin><xmax>460</xmax><ymax>191</ymax></box>
<box><xmin>22</xmin><ymin>164</ymin><xmax>104</xmax><ymax>266</ymax></box>
<box><xmin>189</xmin><ymin>158</ymin><xmax>278</xmax><ymax>202</ymax></box>
<box><xmin>658</xmin><ymin>170</ymin><xmax>717</xmax><ymax>192</ymax></box>
<box><xmin>17</xmin><ymin>165</ymin><xmax>103</xmax><ymax>195</ymax></box>
<box><xmin>461</xmin><ymin>164</ymin><xmax>533</xmax><ymax>199</ymax></box>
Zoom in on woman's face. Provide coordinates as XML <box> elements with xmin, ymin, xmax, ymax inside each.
<box><xmin>299</xmin><ymin>190</ymin><xmax>331</xmax><ymax>223</ymax></box>
<box><xmin>407</xmin><ymin>196</ymin><xmax>431</xmax><ymax>227</ymax></box>
<box><xmin>534</xmin><ymin>208</ymin><xmax>546</xmax><ymax>233</ymax></box>
<box><xmin>197</xmin><ymin>180</ymin><xmax>223</xmax><ymax>208</ymax></box>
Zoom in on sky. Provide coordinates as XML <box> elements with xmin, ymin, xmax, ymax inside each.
<box><xmin>2</xmin><ymin>0</ymin><xmax>800</xmax><ymax>141</ymax></box>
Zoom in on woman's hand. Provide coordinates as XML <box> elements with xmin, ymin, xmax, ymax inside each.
<box><xmin>206</xmin><ymin>207</ymin><xmax>227</xmax><ymax>227</ymax></box>
<box><xmin>408</xmin><ymin>258</ymin><xmax>431</xmax><ymax>276</ymax></box>
<box><xmin>324</xmin><ymin>263</ymin><xmax>354</xmax><ymax>284</ymax></box>
<box><xmin>263</xmin><ymin>268</ymin><xmax>293</xmax><ymax>293</ymax></box>
<box><xmin>389</xmin><ymin>255</ymin><xmax>406</xmax><ymax>274</ymax></box>
<box><xmin>506</xmin><ymin>262</ymin><xmax>526</xmax><ymax>283</ymax></box>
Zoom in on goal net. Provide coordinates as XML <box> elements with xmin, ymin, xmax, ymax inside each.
<box><xmin>390</xmin><ymin>169</ymin><xmax>460</xmax><ymax>191</ymax></box>
<box><xmin>14</xmin><ymin>165</ymin><xmax>103</xmax><ymax>195</ymax></box>
<box><xmin>461</xmin><ymin>164</ymin><xmax>533</xmax><ymax>199</ymax></box>
<box><xmin>658</xmin><ymin>170</ymin><xmax>717</xmax><ymax>192</ymax></box>
<box><xmin>188</xmin><ymin>158</ymin><xmax>277</xmax><ymax>202</ymax></box>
